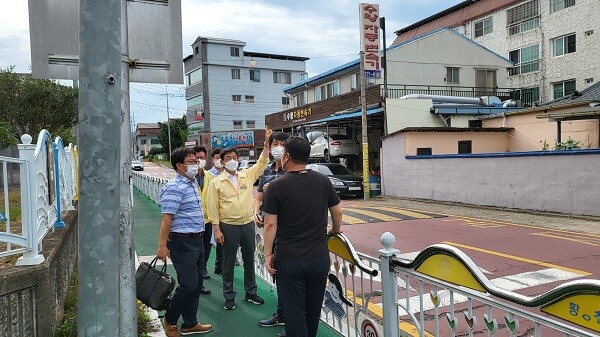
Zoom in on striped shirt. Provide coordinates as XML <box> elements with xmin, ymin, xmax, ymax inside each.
<box><xmin>257</xmin><ymin>162</ymin><xmax>285</xmax><ymax>193</ymax></box>
<box><xmin>160</xmin><ymin>173</ymin><xmax>205</xmax><ymax>233</ymax></box>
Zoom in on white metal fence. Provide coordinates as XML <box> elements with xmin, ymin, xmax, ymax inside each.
<box><xmin>131</xmin><ymin>174</ymin><xmax>600</xmax><ymax>337</ymax></box>
<box><xmin>0</xmin><ymin>131</ymin><xmax>76</xmax><ymax>265</ymax></box>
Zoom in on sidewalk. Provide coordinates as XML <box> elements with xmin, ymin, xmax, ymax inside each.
<box><xmin>132</xmin><ymin>188</ymin><xmax>340</xmax><ymax>337</ymax></box>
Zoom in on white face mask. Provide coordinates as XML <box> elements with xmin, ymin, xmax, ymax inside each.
<box><xmin>271</xmin><ymin>146</ymin><xmax>284</xmax><ymax>161</ymax></box>
<box><xmin>185</xmin><ymin>164</ymin><xmax>198</xmax><ymax>178</ymax></box>
<box><xmin>197</xmin><ymin>159</ymin><xmax>206</xmax><ymax>169</ymax></box>
<box><xmin>225</xmin><ymin>159</ymin><xmax>239</xmax><ymax>171</ymax></box>
<box><xmin>213</xmin><ymin>159</ymin><xmax>223</xmax><ymax>169</ymax></box>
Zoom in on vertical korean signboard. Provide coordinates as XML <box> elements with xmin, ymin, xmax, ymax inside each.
<box><xmin>360</xmin><ymin>3</ymin><xmax>381</xmax><ymax>79</ymax></box>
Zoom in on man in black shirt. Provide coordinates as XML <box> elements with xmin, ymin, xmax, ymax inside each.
<box><xmin>262</xmin><ymin>137</ymin><xmax>343</xmax><ymax>337</ymax></box>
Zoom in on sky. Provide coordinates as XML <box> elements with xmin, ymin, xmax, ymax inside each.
<box><xmin>0</xmin><ymin>0</ymin><xmax>462</xmax><ymax>126</ymax></box>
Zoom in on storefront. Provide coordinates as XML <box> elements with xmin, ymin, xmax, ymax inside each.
<box><xmin>208</xmin><ymin>130</ymin><xmax>266</xmax><ymax>160</ymax></box>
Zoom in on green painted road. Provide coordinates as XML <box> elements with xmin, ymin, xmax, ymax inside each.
<box><xmin>132</xmin><ymin>188</ymin><xmax>340</xmax><ymax>337</ymax></box>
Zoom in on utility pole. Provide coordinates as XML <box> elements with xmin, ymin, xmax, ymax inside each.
<box><xmin>166</xmin><ymin>86</ymin><xmax>172</xmax><ymax>159</ymax></box>
<box><xmin>119</xmin><ymin>0</ymin><xmax>137</xmax><ymax>335</ymax></box>
<box><xmin>360</xmin><ymin>51</ymin><xmax>370</xmax><ymax>201</ymax></box>
<box><xmin>380</xmin><ymin>16</ymin><xmax>389</xmax><ymax>136</ymax></box>
<box><xmin>78</xmin><ymin>0</ymin><xmax>122</xmax><ymax>335</ymax></box>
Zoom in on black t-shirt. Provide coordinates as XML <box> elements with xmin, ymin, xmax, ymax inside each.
<box><xmin>261</xmin><ymin>169</ymin><xmax>340</xmax><ymax>261</ymax></box>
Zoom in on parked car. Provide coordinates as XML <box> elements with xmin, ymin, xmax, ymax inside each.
<box><xmin>307</xmin><ymin>163</ymin><xmax>363</xmax><ymax>197</ymax></box>
<box><xmin>132</xmin><ymin>160</ymin><xmax>144</xmax><ymax>171</ymax></box>
<box><xmin>309</xmin><ymin>134</ymin><xmax>360</xmax><ymax>158</ymax></box>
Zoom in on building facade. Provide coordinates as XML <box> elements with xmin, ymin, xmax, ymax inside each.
<box><xmin>134</xmin><ymin>123</ymin><xmax>161</xmax><ymax>158</ymax></box>
<box><xmin>183</xmin><ymin>36</ymin><xmax>308</xmax><ymax>147</ymax></box>
<box><xmin>393</xmin><ymin>0</ymin><xmax>600</xmax><ymax>105</ymax></box>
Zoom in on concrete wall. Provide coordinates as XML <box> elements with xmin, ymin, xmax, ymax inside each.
<box><xmin>0</xmin><ymin>211</ymin><xmax>77</xmax><ymax>337</ymax></box>
<box><xmin>483</xmin><ymin>110</ymin><xmax>600</xmax><ymax>151</ymax></box>
<box><xmin>381</xmin><ymin>133</ymin><xmax>600</xmax><ymax>216</ymax></box>
<box><xmin>404</xmin><ymin>131</ymin><xmax>509</xmax><ymax>155</ymax></box>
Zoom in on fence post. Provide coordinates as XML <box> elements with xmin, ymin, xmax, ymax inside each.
<box><xmin>379</xmin><ymin>232</ymin><xmax>400</xmax><ymax>337</ymax></box>
<box><xmin>16</xmin><ymin>134</ymin><xmax>45</xmax><ymax>266</ymax></box>
<box><xmin>53</xmin><ymin>142</ymin><xmax>65</xmax><ymax>228</ymax></box>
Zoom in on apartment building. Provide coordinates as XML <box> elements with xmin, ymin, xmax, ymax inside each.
<box><xmin>393</xmin><ymin>0</ymin><xmax>600</xmax><ymax>105</ymax></box>
<box><xmin>183</xmin><ymin>37</ymin><xmax>308</xmax><ymax>146</ymax></box>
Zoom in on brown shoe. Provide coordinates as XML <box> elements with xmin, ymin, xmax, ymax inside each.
<box><xmin>163</xmin><ymin>318</ymin><xmax>179</xmax><ymax>337</ymax></box>
<box><xmin>181</xmin><ymin>323</ymin><xmax>213</xmax><ymax>335</ymax></box>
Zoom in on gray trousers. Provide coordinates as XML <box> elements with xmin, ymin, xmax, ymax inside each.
<box><xmin>219</xmin><ymin>222</ymin><xmax>257</xmax><ymax>300</ymax></box>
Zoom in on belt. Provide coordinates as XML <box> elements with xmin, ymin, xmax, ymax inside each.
<box><xmin>169</xmin><ymin>232</ymin><xmax>203</xmax><ymax>238</ymax></box>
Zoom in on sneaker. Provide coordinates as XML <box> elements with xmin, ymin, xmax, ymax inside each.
<box><xmin>259</xmin><ymin>313</ymin><xmax>285</xmax><ymax>327</ymax></box>
<box><xmin>203</xmin><ymin>270</ymin><xmax>211</xmax><ymax>279</ymax></box>
<box><xmin>181</xmin><ymin>323</ymin><xmax>213</xmax><ymax>335</ymax></box>
<box><xmin>163</xmin><ymin>318</ymin><xmax>179</xmax><ymax>337</ymax></box>
<box><xmin>199</xmin><ymin>286</ymin><xmax>211</xmax><ymax>295</ymax></box>
<box><xmin>277</xmin><ymin>329</ymin><xmax>287</xmax><ymax>337</ymax></box>
<box><xmin>224</xmin><ymin>299</ymin><xmax>236</xmax><ymax>310</ymax></box>
<box><xmin>244</xmin><ymin>293</ymin><xmax>265</xmax><ymax>305</ymax></box>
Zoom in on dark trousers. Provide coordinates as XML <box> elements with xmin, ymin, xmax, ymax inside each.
<box><xmin>215</xmin><ymin>243</ymin><xmax>222</xmax><ymax>272</ymax></box>
<box><xmin>275</xmin><ymin>255</ymin><xmax>330</xmax><ymax>337</ymax></box>
<box><xmin>275</xmin><ymin>276</ymin><xmax>284</xmax><ymax>321</ymax></box>
<box><xmin>165</xmin><ymin>235</ymin><xmax>205</xmax><ymax>329</ymax></box>
<box><xmin>203</xmin><ymin>223</ymin><xmax>212</xmax><ymax>270</ymax></box>
<box><xmin>219</xmin><ymin>222</ymin><xmax>257</xmax><ymax>300</ymax></box>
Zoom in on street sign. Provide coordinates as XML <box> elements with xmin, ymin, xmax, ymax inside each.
<box><xmin>28</xmin><ymin>0</ymin><xmax>183</xmax><ymax>83</ymax></box>
<box><xmin>361</xmin><ymin>318</ymin><xmax>379</xmax><ymax>337</ymax></box>
<box><xmin>359</xmin><ymin>3</ymin><xmax>381</xmax><ymax>79</ymax></box>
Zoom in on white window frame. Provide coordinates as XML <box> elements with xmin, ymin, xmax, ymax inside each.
<box><xmin>315</xmin><ymin>80</ymin><xmax>340</xmax><ymax>101</ymax></box>
<box><xmin>474</xmin><ymin>17</ymin><xmax>493</xmax><ymax>37</ymax></box>
<box><xmin>294</xmin><ymin>91</ymin><xmax>307</xmax><ymax>107</ymax></box>
<box><xmin>233</xmin><ymin>120</ymin><xmax>243</xmax><ymax>129</ymax></box>
<box><xmin>446</xmin><ymin>67</ymin><xmax>460</xmax><ymax>84</ymax></box>
<box><xmin>185</xmin><ymin>67</ymin><xmax>202</xmax><ymax>87</ymax></box>
<box><xmin>230</xmin><ymin>47</ymin><xmax>240</xmax><ymax>57</ymax></box>
<box><xmin>552</xmin><ymin>33</ymin><xmax>576</xmax><ymax>57</ymax></box>
<box><xmin>273</xmin><ymin>71</ymin><xmax>292</xmax><ymax>84</ymax></box>
<box><xmin>245</xmin><ymin>95</ymin><xmax>255</xmax><ymax>103</ymax></box>
<box><xmin>552</xmin><ymin>80</ymin><xmax>576</xmax><ymax>99</ymax></box>
<box><xmin>551</xmin><ymin>0</ymin><xmax>575</xmax><ymax>13</ymax></box>
<box><xmin>232</xmin><ymin>95</ymin><xmax>242</xmax><ymax>105</ymax></box>
<box><xmin>231</xmin><ymin>68</ymin><xmax>240</xmax><ymax>80</ymax></box>
<box><xmin>506</xmin><ymin>0</ymin><xmax>540</xmax><ymax>36</ymax></box>
<box><xmin>282</xmin><ymin>96</ymin><xmax>290</xmax><ymax>107</ymax></box>
<box><xmin>508</xmin><ymin>44</ymin><xmax>540</xmax><ymax>76</ymax></box>
<box><xmin>250</xmin><ymin>69</ymin><xmax>261</xmax><ymax>82</ymax></box>
<box><xmin>246</xmin><ymin>120</ymin><xmax>256</xmax><ymax>129</ymax></box>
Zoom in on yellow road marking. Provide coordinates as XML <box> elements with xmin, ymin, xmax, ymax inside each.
<box><xmin>443</xmin><ymin>241</ymin><xmax>592</xmax><ymax>276</ymax></box>
<box><xmin>341</xmin><ymin>213</ymin><xmax>365</xmax><ymax>224</ymax></box>
<box><xmin>344</xmin><ymin>207</ymin><xmax>400</xmax><ymax>222</ymax></box>
<box><xmin>345</xmin><ymin>288</ymin><xmax>433</xmax><ymax>337</ymax></box>
<box><xmin>469</xmin><ymin>223</ymin><xmax>507</xmax><ymax>228</ymax></box>
<box><xmin>364</xmin><ymin>206</ymin><xmax>432</xmax><ymax>219</ymax></box>
<box><xmin>530</xmin><ymin>232</ymin><xmax>598</xmax><ymax>246</ymax></box>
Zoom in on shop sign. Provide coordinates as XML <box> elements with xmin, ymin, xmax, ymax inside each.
<box><xmin>283</xmin><ymin>107</ymin><xmax>312</xmax><ymax>122</ymax></box>
<box><xmin>360</xmin><ymin>3</ymin><xmax>381</xmax><ymax>79</ymax></box>
<box><xmin>211</xmin><ymin>131</ymin><xmax>254</xmax><ymax>148</ymax></box>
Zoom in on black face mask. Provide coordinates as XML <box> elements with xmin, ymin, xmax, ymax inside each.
<box><xmin>282</xmin><ymin>154</ymin><xmax>290</xmax><ymax>173</ymax></box>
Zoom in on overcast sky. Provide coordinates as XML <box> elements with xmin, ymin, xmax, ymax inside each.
<box><xmin>1</xmin><ymin>0</ymin><xmax>461</xmax><ymax>125</ymax></box>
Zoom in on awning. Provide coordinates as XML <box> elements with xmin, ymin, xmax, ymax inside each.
<box><xmin>307</xmin><ymin>107</ymin><xmax>384</xmax><ymax>125</ymax></box>
<box><xmin>536</xmin><ymin>107</ymin><xmax>600</xmax><ymax>121</ymax></box>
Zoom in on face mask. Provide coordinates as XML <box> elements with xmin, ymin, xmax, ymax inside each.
<box><xmin>271</xmin><ymin>146</ymin><xmax>284</xmax><ymax>161</ymax></box>
<box><xmin>213</xmin><ymin>160</ymin><xmax>223</xmax><ymax>169</ymax></box>
<box><xmin>225</xmin><ymin>159</ymin><xmax>239</xmax><ymax>171</ymax></box>
<box><xmin>282</xmin><ymin>155</ymin><xmax>290</xmax><ymax>172</ymax></box>
<box><xmin>184</xmin><ymin>164</ymin><xmax>198</xmax><ymax>178</ymax></box>
<box><xmin>197</xmin><ymin>159</ymin><xmax>206</xmax><ymax>169</ymax></box>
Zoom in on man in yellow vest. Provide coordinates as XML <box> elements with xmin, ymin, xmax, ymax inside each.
<box><xmin>193</xmin><ymin>146</ymin><xmax>215</xmax><ymax>295</ymax></box>
<box><xmin>207</xmin><ymin>126</ymin><xmax>272</xmax><ymax>310</ymax></box>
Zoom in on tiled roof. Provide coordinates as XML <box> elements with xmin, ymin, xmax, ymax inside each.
<box><xmin>541</xmin><ymin>82</ymin><xmax>600</xmax><ymax>106</ymax></box>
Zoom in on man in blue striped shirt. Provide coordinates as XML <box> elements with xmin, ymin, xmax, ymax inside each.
<box><xmin>157</xmin><ymin>147</ymin><xmax>213</xmax><ymax>337</ymax></box>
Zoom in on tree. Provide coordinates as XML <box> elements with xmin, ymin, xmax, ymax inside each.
<box><xmin>157</xmin><ymin>116</ymin><xmax>187</xmax><ymax>154</ymax></box>
<box><xmin>0</xmin><ymin>122</ymin><xmax>16</xmax><ymax>150</ymax></box>
<box><xmin>0</xmin><ymin>68</ymin><xmax>78</xmax><ymax>148</ymax></box>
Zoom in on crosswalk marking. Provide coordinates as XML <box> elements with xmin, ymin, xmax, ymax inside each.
<box><xmin>341</xmin><ymin>213</ymin><xmax>365</xmax><ymax>224</ymax></box>
<box><xmin>377</xmin><ymin>268</ymin><xmax>582</xmax><ymax>315</ymax></box>
<box><xmin>531</xmin><ymin>232</ymin><xmax>599</xmax><ymax>246</ymax></box>
<box><xmin>343</xmin><ymin>208</ymin><xmax>400</xmax><ymax>222</ymax></box>
<box><xmin>366</xmin><ymin>206</ymin><xmax>432</xmax><ymax>219</ymax></box>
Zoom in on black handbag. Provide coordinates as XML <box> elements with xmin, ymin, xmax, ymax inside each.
<box><xmin>135</xmin><ymin>257</ymin><xmax>175</xmax><ymax>310</ymax></box>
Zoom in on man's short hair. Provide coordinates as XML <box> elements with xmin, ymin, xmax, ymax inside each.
<box><xmin>220</xmin><ymin>147</ymin><xmax>239</xmax><ymax>160</ymax></box>
<box><xmin>284</xmin><ymin>137</ymin><xmax>310</xmax><ymax>164</ymax></box>
<box><xmin>192</xmin><ymin>146</ymin><xmax>207</xmax><ymax>155</ymax></box>
<box><xmin>211</xmin><ymin>148</ymin><xmax>222</xmax><ymax>158</ymax></box>
<box><xmin>269</xmin><ymin>132</ymin><xmax>290</xmax><ymax>146</ymax></box>
<box><xmin>170</xmin><ymin>147</ymin><xmax>195</xmax><ymax>171</ymax></box>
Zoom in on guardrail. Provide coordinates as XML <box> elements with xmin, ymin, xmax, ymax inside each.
<box><xmin>378</xmin><ymin>232</ymin><xmax>600</xmax><ymax>337</ymax></box>
<box><xmin>0</xmin><ymin>131</ymin><xmax>76</xmax><ymax>265</ymax></box>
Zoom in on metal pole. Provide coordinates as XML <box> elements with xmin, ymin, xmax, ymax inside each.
<box><xmin>557</xmin><ymin>121</ymin><xmax>562</xmax><ymax>144</ymax></box>
<box><xmin>360</xmin><ymin>51</ymin><xmax>370</xmax><ymax>200</ymax></box>
<box><xmin>78</xmin><ymin>0</ymin><xmax>122</xmax><ymax>335</ymax></box>
<box><xmin>119</xmin><ymin>0</ymin><xmax>138</xmax><ymax>335</ymax></box>
<box><xmin>380</xmin><ymin>16</ymin><xmax>389</xmax><ymax>136</ymax></box>
<box><xmin>166</xmin><ymin>86</ymin><xmax>172</xmax><ymax>159</ymax></box>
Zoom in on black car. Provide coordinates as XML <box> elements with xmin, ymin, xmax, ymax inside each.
<box><xmin>307</xmin><ymin>163</ymin><xmax>363</xmax><ymax>197</ymax></box>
